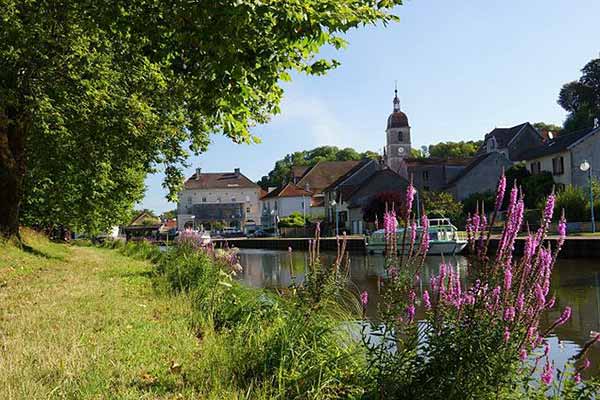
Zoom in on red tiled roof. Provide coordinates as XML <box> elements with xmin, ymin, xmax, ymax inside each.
<box><xmin>296</xmin><ymin>160</ymin><xmax>360</xmax><ymax>194</ymax></box>
<box><xmin>261</xmin><ymin>183</ymin><xmax>312</xmax><ymax>199</ymax></box>
<box><xmin>184</xmin><ymin>171</ymin><xmax>259</xmax><ymax>190</ymax></box>
<box><xmin>291</xmin><ymin>166</ymin><xmax>310</xmax><ymax>181</ymax></box>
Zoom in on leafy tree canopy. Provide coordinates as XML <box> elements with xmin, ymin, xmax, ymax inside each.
<box><xmin>161</xmin><ymin>209</ymin><xmax>178</xmax><ymax>220</ymax></box>
<box><xmin>0</xmin><ymin>0</ymin><xmax>403</xmax><ymax>237</ymax></box>
<box><xmin>532</xmin><ymin>122</ymin><xmax>562</xmax><ymax>137</ymax></box>
<box><xmin>420</xmin><ymin>190</ymin><xmax>462</xmax><ymax>223</ymax></box>
<box><xmin>505</xmin><ymin>164</ymin><xmax>554</xmax><ymax>209</ymax></box>
<box><xmin>558</xmin><ymin>58</ymin><xmax>600</xmax><ymax>133</ymax></box>
<box><xmin>257</xmin><ymin>146</ymin><xmax>379</xmax><ymax>188</ymax></box>
<box><xmin>427</xmin><ymin>140</ymin><xmax>482</xmax><ymax>159</ymax></box>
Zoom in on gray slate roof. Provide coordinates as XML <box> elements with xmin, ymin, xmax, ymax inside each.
<box><xmin>524</xmin><ymin>126</ymin><xmax>600</xmax><ymax>160</ymax></box>
<box><xmin>483</xmin><ymin>122</ymin><xmax>531</xmax><ymax>148</ymax></box>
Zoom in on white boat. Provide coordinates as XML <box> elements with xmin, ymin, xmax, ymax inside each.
<box><xmin>366</xmin><ymin>218</ymin><xmax>467</xmax><ymax>256</ymax></box>
<box><xmin>199</xmin><ymin>231</ymin><xmax>212</xmax><ymax>246</ymax></box>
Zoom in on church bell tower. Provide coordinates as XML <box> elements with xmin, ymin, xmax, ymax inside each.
<box><xmin>384</xmin><ymin>87</ymin><xmax>411</xmax><ymax>178</ymax></box>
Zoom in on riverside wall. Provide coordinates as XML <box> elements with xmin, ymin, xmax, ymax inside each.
<box><xmin>213</xmin><ymin>236</ymin><xmax>600</xmax><ymax>258</ymax></box>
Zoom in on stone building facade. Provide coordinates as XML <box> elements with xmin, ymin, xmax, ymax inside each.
<box><xmin>177</xmin><ymin>168</ymin><xmax>262</xmax><ymax>232</ymax></box>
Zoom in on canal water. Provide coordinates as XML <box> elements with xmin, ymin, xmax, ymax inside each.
<box><xmin>236</xmin><ymin>248</ymin><xmax>600</xmax><ymax>378</ymax></box>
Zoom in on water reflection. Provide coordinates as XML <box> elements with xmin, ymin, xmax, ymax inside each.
<box><xmin>237</xmin><ymin>249</ymin><xmax>600</xmax><ymax>377</ymax></box>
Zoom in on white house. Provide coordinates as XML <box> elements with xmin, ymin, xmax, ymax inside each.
<box><xmin>524</xmin><ymin>125</ymin><xmax>600</xmax><ymax>190</ymax></box>
<box><xmin>260</xmin><ymin>183</ymin><xmax>312</xmax><ymax>228</ymax></box>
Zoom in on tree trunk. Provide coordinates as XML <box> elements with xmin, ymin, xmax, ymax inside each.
<box><xmin>0</xmin><ymin>108</ymin><xmax>27</xmax><ymax>239</ymax></box>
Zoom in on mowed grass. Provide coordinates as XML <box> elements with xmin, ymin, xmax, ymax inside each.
<box><xmin>0</xmin><ymin>230</ymin><xmax>206</xmax><ymax>399</ymax></box>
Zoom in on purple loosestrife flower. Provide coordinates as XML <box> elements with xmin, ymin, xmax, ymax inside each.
<box><xmin>495</xmin><ymin>173</ymin><xmax>507</xmax><ymax>212</ymax></box>
<box><xmin>508</xmin><ymin>185</ymin><xmax>518</xmax><ymax>211</ymax></box>
<box><xmin>410</xmin><ymin>220</ymin><xmax>417</xmax><ymax>247</ymax></box>
<box><xmin>503</xmin><ymin>306</ymin><xmax>515</xmax><ymax>322</ymax></box>
<box><xmin>405</xmin><ymin>184</ymin><xmax>416</xmax><ymax>216</ymax></box>
<box><xmin>360</xmin><ymin>291</ymin><xmax>368</xmax><ymax>307</ymax></box>
<box><xmin>583</xmin><ymin>358</ymin><xmax>591</xmax><ymax>370</ymax></box>
<box><xmin>516</xmin><ymin>293</ymin><xmax>524</xmax><ymax>312</ymax></box>
<box><xmin>541</xmin><ymin>361</ymin><xmax>554</xmax><ymax>385</ymax></box>
<box><xmin>503</xmin><ymin>327</ymin><xmax>511</xmax><ymax>343</ymax></box>
<box><xmin>519</xmin><ymin>349</ymin><xmax>528</xmax><ymax>361</ymax></box>
<box><xmin>466</xmin><ymin>214</ymin><xmax>473</xmax><ymax>238</ymax></box>
<box><xmin>554</xmin><ymin>306</ymin><xmax>572</xmax><ymax>326</ymax></box>
<box><xmin>419</xmin><ymin>215</ymin><xmax>430</xmax><ymax>254</ymax></box>
<box><xmin>423</xmin><ymin>290</ymin><xmax>431</xmax><ymax>310</ymax></box>
<box><xmin>472</xmin><ymin>213</ymin><xmax>480</xmax><ymax>235</ymax></box>
<box><xmin>546</xmin><ymin>296</ymin><xmax>556</xmax><ymax>309</ymax></box>
<box><xmin>384</xmin><ymin>210</ymin><xmax>398</xmax><ymax>234</ymax></box>
<box><xmin>479</xmin><ymin>214</ymin><xmax>488</xmax><ymax>233</ymax></box>
<box><xmin>558</xmin><ymin>211</ymin><xmax>567</xmax><ymax>246</ymax></box>
<box><xmin>574</xmin><ymin>373</ymin><xmax>582</xmax><ymax>384</ymax></box>
<box><xmin>535</xmin><ymin>284</ymin><xmax>546</xmax><ymax>309</ymax></box>
<box><xmin>504</xmin><ymin>266</ymin><xmax>513</xmax><ymax>293</ymax></box>
<box><xmin>406</xmin><ymin>304</ymin><xmax>416</xmax><ymax>323</ymax></box>
<box><xmin>543</xmin><ymin>193</ymin><xmax>556</xmax><ymax>225</ymax></box>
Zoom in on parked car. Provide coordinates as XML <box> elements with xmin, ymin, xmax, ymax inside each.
<box><xmin>221</xmin><ymin>227</ymin><xmax>245</xmax><ymax>238</ymax></box>
<box><xmin>248</xmin><ymin>229</ymin><xmax>273</xmax><ymax>238</ymax></box>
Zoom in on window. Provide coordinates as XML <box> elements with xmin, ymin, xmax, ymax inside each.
<box><xmin>397</xmin><ymin>132</ymin><xmax>403</xmax><ymax>142</ymax></box>
<box><xmin>552</xmin><ymin>156</ymin><xmax>564</xmax><ymax>175</ymax></box>
<box><xmin>231</xmin><ymin>197</ymin><xmax>236</xmax><ymax>202</ymax></box>
<box><xmin>217</xmin><ymin>197</ymin><xmax>221</xmax><ymax>203</ymax></box>
<box><xmin>246</xmin><ymin>207</ymin><xmax>251</xmax><ymax>213</ymax></box>
<box><xmin>423</xmin><ymin>170</ymin><xmax>429</xmax><ymax>181</ymax></box>
<box><xmin>530</xmin><ymin>161</ymin><xmax>541</xmax><ymax>174</ymax></box>
<box><xmin>202</xmin><ymin>197</ymin><xmax>206</xmax><ymax>203</ymax></box>
<box><xmin>187</xmin><ymin>196</ymin><xmax>192</xmax><ymax>204</ymax></box>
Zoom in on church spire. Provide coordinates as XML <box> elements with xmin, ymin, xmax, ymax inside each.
<box><xmin>393</xmin><ymin>81</ymin><xmax>400</xmax><ymax>112</ymax></box>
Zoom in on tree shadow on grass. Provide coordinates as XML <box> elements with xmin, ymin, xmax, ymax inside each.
<box><xmin>21</xmin><ymin>243</ymin><xmax>66</xmax><ymax>261</ymax></box>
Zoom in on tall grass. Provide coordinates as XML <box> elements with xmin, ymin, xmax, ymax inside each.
<box><xmin>99</xmin><ymin>237</ymin><xmax>370</xmax><ymax>398</ymax></box>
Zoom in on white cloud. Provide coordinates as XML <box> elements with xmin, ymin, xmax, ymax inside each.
<box><xmin>273</xmin><ymin>92</ymin><xmax>352</xmax><ymax>147</ymax></box>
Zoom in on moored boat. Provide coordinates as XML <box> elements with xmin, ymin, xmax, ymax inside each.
<box><xmin>366</xmin><ymin>218</ymin><xmax>467</xmax><ymax>255</ymax></box>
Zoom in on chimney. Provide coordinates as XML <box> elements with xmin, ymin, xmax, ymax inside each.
<box><xmin>195</xmin><ymin>168</ymin><xmax>201</xmax><ymax>180</ymax></box>
<box><xmin>234</xmin><ymin>168</ymin><xmax>240</xmax><ymax>176</ymax></box>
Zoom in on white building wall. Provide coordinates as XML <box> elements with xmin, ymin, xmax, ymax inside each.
<box><xmin>528</xmin><ymin>151</ymin><xmax>572</xmax><ymax>187</ymax></box>
<box><xmin>260</xmin><ymin>196</ymin><xmax>308</xmax><ymax>218</ymax></box>
<box><xmin>178</xmin><ymin>187</ymin><xmax>262</xmax><ymax>229</ymax></box>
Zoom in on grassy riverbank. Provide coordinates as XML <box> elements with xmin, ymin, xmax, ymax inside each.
<box><xmin>0</xmin><ymin>231</ymin><xmax>204</xmax><ymax>399</ymax></box>
<box><xmin>0</xmin><ymin>231</ymin><xmax>366</xmax><ymax>399</ymax></box>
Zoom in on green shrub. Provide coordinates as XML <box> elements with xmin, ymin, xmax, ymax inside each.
<box><xmin>555</xmin><ymin>185</ymin><xmax>589</xmax><ymax>221</ymax></box>
<box><xmin>278</xmin><ymin>211</ymin><xmax>306</xmax><ymax>228</ymax></box>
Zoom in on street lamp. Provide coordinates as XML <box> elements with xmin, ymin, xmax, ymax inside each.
<box><xmin>580</xmin><ymin>160</ymin><xmax>596</xmax><ymax>233</ymax></box>
<box><xmin>330</xmin><ymin>200</ymin><xmax>338</xmax><ymax>236</ymax></box>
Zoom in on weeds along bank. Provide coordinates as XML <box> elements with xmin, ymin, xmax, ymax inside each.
<box><xmin>101</xmin><ymin>237</ymin><xmax>369</xmax><ymax>398</ymax></box>
<box><xmin>103</xmin><ymin>175</ymin><xmax>600</xmax><ymax>399</ymax></box>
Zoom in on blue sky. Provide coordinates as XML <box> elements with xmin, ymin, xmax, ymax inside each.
<box><xmin>141</xmin><ymin>0</ymin><xmax>600</xmax><ymax>213</ymax></box>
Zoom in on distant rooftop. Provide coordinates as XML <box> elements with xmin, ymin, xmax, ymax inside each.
<box><xmin>184</xmin><ymin>169</ymin><xmax>259</xmax><ymax>190</ymax></box>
